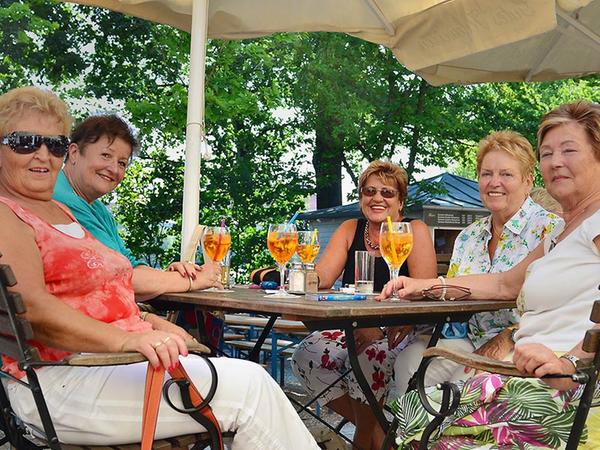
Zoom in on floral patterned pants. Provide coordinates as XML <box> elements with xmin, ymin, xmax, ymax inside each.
<box><xmin>291</xmin><ymin>329</ymin><xmax>415</xmax><ymax>406</ymax></box>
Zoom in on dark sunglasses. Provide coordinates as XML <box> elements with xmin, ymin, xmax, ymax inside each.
<box><xmin>0</xmin><ymin>132</ymin><xmax>70</xmax><ymax>158</ymax></box>
<box><xmin>360</xmin><ymin>186</ymin><xmax>398</xmax><ymax>199</ymax></box>
<box><xmin>421</xmin><ymin>284</ymin><xmax>471</xmax><ymax>301</ymax></box>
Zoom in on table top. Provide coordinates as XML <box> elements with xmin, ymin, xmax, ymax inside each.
<box><xmin>158</xmin><ymin>287</ymin><xmax>516</xmax><ymax>323</ymax></box>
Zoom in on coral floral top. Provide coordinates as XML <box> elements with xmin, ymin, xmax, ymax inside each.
<box><xmin>0</xmin><ymin>196</ymin><xmax>152</xmax><ymax>379</ymax></box>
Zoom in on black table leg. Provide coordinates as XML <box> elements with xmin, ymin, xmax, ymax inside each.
<box><xmin>344</xmin><ymin>324</ymin><xmax>390</xmax><ymax>433</ymax></box>
<box><xmin>248</xmin><ymin>315</ymin><xmax>278</xmax><ymax>363</ymax></box>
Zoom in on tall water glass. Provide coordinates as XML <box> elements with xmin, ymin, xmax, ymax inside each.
<box><xmin>379</xmin><ymin>222</ymin><xmax>413</xmax><ymax>300</ymax></box>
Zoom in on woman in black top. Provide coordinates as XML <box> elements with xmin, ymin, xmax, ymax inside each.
<box><xmin>291</xmin><ymin>160</ymin><xmax>436</xmax><ymax>450</ymax></box>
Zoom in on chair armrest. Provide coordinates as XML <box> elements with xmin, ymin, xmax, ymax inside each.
<box><xmin>63</xmin><ymin>341</ymin><xmax>210</xmax><ymax>367</ymax></box>
<box><xmin>422</xmin><ymin>347</ymin><xmax>529</xmax><ymax>378</ymax></box>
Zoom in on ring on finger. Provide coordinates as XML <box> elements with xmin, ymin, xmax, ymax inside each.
<box><xmin>153</xmin><ymin>341</ymin><xmax>164</xmax><ymax>349</ymax></box>
<box><xmin>163</xmin><ymin>336</ymin><xmax>171</xmax><ymax>344</ymax></box>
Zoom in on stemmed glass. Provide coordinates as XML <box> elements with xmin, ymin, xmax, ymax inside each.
<box><xmin>201</xmin><ymin>226</ymin><xmax>232</xmax><ymax>291</ymax></box>
<box><xmin>379</xmin><ymin>221</ymin><xmax>413</xmax><ymax>300</ymax></box>
<box><xmin>266</xmin><ymin>223</ymin><xmax>298</xmax><ymax>298</ymax></box>
<box><xmin>296</xmin><ymin>230</ymin><xmax>320</xmax><ymax>265</ymax></box>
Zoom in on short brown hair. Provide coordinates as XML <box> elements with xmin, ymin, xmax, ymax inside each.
<box><xmin>476</xmin><ymin>130</ymin><xmax>535</xmax><ymax>180</ymax></box>
<box><xmin>358</xmin><ymin>160</ymin><xmax>408</xmax><ymax>203</ymax></box>
<box><xmin>537</xmin><ymin>101</ymin><xmax>600</xmax><ymax>161</ymax></box>
<box><xmin>70</xmin><ymin>114</ymin><xmax>138</xmax><ymax>160</ymax></box>
<box><xmin>0</xmin><ymin>86</ymin><xmax>72</xmax><ymax>137</ymax></box>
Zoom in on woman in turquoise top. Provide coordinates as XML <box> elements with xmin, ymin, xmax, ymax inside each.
<box><xmin>53</xmin><ymin>115</ymin><xmax>221</xmax><ymax>301</ymax></box>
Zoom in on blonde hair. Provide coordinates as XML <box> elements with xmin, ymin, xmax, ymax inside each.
<box><xmin>358</xmin><ymin>160</ymin><xmax>408</xmax><ymax>203</ymax></box>
<box><xmin>537</xmin><ymin>101</ymin><xmax>600</xmax><ymax>161</ymax></box>
<box><xmin>0</xmin><ymin>86</ymin><xmax>72</xmax><ymax>137</ymax></box>
<box><xmin>530</xmin><ymin>187</ymin><xmax>562</xmax><ymax>215</ymax></box>
<box><xmin>476</xmin><ymin>130</ymin><xmax>536</xmax><ymax>180</ymax></box>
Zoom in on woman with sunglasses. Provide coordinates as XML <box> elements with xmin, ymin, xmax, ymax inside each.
<box><xmin>52</xmin><ymin>114</ymin><xmax>222</xmax><ymax>301</ymax></box>
<box><xmin>382</xmin><ymin>102</ymin><xmax>600</xmax><ymax>449</ymax></box>
<box><xmin>292</xmin><ymin>160</ymin><xmax>437</xmax><ymax>449</ymax></box>
<box><xmin>0</xmin><ymin>86</ymin><xmax>318</xmax><ymax>448</ymax></box>
<box><xmin>393</xmin><ymin>131</ymin><xmax>562</xmax><ymax>394</ymax></box>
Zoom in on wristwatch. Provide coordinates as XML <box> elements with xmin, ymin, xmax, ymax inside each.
<box><xmin>560</xmin><ymin>353</ymin><xmax>581</xmax><ymax>370</ymax></box>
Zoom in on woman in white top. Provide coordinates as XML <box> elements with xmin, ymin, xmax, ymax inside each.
<box><xmin>382</xmin><ymin>101</ymin><xmax>600</xmax><ymax>449</ymax></box>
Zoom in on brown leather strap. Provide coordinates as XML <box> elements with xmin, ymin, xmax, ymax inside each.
<box><xmin>141</xmin><ymin>365</ymin><xmax>165</xmax><ymax>450</ymax></box>
<box><xmin>140</xmin><ymin>362</ymin><xmax>223</xmax><ymax>450</ymax></box>
<box><xmin>169</xmin><ymin>364</ymin><xmax>223</xmax><ymax>449</ymax></box>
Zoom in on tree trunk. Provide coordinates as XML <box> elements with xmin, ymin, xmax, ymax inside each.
<box><xmin>313</xmin><ymin>121</ymin><xmax>343</xmax><ymax>208</ymax></box>
<box><xmin>406</xmin><ymin>79</ymin><xmax>429</xmax><ymax>181</ymax></box>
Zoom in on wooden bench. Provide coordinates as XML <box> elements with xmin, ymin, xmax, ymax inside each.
<box><xmin>223</xmin><ymin>314</ymin><xmax>308</xmax><ymax>334</ymax></box>
<box><xmin>226</xmin><ymin>338</ymin><xmax>298</xmax><ymax>386</ymax></box>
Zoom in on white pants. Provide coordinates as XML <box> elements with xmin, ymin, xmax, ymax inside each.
<box><xmin>392</xmin><ymin>336</ymin><xmax>474</xmax><ymax>396</ymax></box>
<box><xmin>7</xmin><ymin>356</ymin><xmax>318</xmax><ymax>449</ymax></box>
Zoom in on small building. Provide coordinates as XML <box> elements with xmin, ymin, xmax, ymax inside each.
<box><xmin>298</xmin><ymin>173</ymin><xmax>489</xmax><ymax>274</ymax></box>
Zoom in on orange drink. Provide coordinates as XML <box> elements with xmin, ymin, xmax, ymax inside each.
<box><xmin>267</xmin><ymin>232</ymin><xmax>298</xmax><ymax>264</ymax></box>
<box><xmin>380</xmin><ymin>232</ymin><xmax>413</xmax><ymax>270</ymax></box>
<box><xmin>296</xmin><ymin>243</ymin><xmax>320</xmax><ymax>264</ymax></box>
<box><xmin>296</xmin><ymin>230</ymin><xmax>320</xmax><ymax>264</ymax></box>
<box><xmin>202</xmin><ymin>226</ymin><xmax>231</xmax><ymax>263</ymax></box>
<box><xmin>380</xmin><ymin>220</ymin><xmax>413</xmax><ymax>300</ymax></box>
<box><xmin>267</xmin><ymin>223</ymin><xmax>298</xmax><ymax>298</ymax></box>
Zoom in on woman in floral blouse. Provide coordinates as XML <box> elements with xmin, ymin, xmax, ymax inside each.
<box><xmin>394</xmin><ymin>131</ymin><xmax>563</xmax><ymax>393</ymax></box>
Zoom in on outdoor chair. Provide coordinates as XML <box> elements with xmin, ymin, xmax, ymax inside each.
<box><xmin>408</xmin><ymin>300</ymin><xmax>600</xmax><ymax>450</ymax></box>
<box><xmin>0</xmin><ymin>261</ymin><xmax>229</xmax><ymax>450</ymax></box>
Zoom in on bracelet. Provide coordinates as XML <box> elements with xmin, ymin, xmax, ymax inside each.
<box><xmin>187</xmin><ymin>276</ymin><xmax>194</xmax><ymax>292</ymax></box>
<box><xmin>437</xmin><ymin>276</ymin><xmax>447</xmax><ymax>301</ymax></box>
<box><xmin>140</xmin><ymin>311</ymin><xmax>149</xmax><ymax>321</ymax></box>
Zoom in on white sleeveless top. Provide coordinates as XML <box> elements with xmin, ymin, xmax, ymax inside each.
<box><xmin>515</xmin><ymin>209</ymin><xmax>600</xmax><ymax>351</ymax></box>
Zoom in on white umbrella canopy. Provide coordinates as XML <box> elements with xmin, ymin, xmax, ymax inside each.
<box><xmin>408</xmin><ymin>0</ymin><xmax>600</xmax><ymax>85</ymax></box>
<box><xmin>63</xmin><ymin>0</ymin><xmax>560</xmax><ymax>254</ymax></box>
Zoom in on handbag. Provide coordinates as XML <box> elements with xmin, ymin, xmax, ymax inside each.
<box><xmin>141</xmin><ymin>358</ymin><xmax>224</xmax><ymax>450</ymax></box>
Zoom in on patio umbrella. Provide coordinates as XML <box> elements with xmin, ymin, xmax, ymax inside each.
<box><xmin>64</xmin><ymin>0</ymin><xmax>559</xmax><ymax>253</ymax></box>
<box><xmin>406</xmin><ymin>0</ymin><xmax>600</xmax><ymax>84</ymax></box>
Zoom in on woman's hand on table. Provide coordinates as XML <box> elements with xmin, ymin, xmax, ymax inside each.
<box><xmin>377</xmin><ymin>276</ymin><xmax>437</xmax><ymax>301</ymax></box>
<box><xmin>167</xmin><ymin>261</ymin><xmax>202</xmax><ymax>279</ymax></box>
<box><xmin>513</xmin><ymin>343</ymin><xmax>577</xmax><ymax>390</ymax></box>
<box><xmin>145</xmin><ymin>313</ymin><xmax>195</xmax><ymax>342</ymax></box>
<box><xmin>193</xmin><ymin>262</ymin><xmax>223</xmax><ymax>290</ymax></box>
<box><xmin>387</xmin><ymin>325</ymin><xmax>413</xmax><ymax>350</ymax></box>
<box><xmin>120</xmin><ymin>330</ymin><xmax>188</xmax><ymax>369</ymax></box>
<box><xmin>354</xmin><ymin>327</ymin><xmax>385</xmax><ymax>354</ymax></box>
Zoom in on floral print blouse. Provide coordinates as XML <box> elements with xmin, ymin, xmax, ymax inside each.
<box><xmin>447</xmin><ymin>196</ymin><xmax>562</xmax><ymax>349</ymax></box>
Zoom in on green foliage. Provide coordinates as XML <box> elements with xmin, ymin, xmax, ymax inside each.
<box><xmin>3</xmin><ymin>0</ymin><xmax>599</xmax><ymax>281</ymax></box>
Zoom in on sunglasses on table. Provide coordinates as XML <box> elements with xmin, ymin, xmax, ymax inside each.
<box><xmin>0</xmin><ymin>132</ymin><xmax>70</xmax><ymax>158</ymax></box>
<box><xmin>360</xmin><ymin>186</ymin><xmax>398</xmax><ymax>199</ymax></box>
<box><xmin>421</xmin><ymin>284</ymin><xmax>471</xmax><ymax>301</ymax></box>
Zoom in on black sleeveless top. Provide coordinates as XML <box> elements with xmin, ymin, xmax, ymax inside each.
<box><xmin>341</xmin><ymin>218</ymin><xmax>412</xmax><ymax>292</ymax></box>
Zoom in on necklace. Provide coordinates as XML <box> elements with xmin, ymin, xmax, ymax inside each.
<box><xmin>364</xmin><ymin>222</ymin><xmax>379</xmax><ymax>250</ymax></box>
<box><xmin>491</xmin><ymin>222</ymin><xmax>504</xmax><ymax>240</ymax></box>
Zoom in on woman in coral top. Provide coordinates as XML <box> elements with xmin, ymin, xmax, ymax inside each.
<box><xmin>0</xmin><ymin>86</ymin><xmax>318</xmax><ymax>449</ymax></box>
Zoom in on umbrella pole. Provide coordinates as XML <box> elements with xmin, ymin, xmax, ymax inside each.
<box><xmin>181</xmin><ymin>0</ymin><xmax>209</xmax><ymax>258</ymax></box>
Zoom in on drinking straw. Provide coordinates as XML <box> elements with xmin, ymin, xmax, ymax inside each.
<box><xmin>386</xmin><ymin>215</ymin><xmax>399</xmax><ymax>265</ymax></box>
<box><xmin>310</xmin><ymin>228</ymin><xmax>318</xmax><ymax>246</ymax></box>
<box><xmin>213</xmin><ymin>218</ymin><xmax>226</xmax><ymax>262</ymax></box>
<box><xmin>284</xmin><ymin>210</ymin><xmax>301</xmax><ymax>232</ymax></box>
<box><xmin>287</xmin><ymin>210</ymin><xmax>300</xmax><ymax>226</ymax></box>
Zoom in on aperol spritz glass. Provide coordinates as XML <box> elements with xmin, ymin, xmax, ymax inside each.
<box><xmin>379</xmin><ymin>221</ymin><xmax>413</xmax><ymax>300</ymax></box>
<box><xmin>202</xmin><ymin>226</ymin><xmax>232</xmax><ymax>263</ymax></box>
<box><xmin>267</xmin><ymin>223</ymin><xmax>298</xmax><ymax>298</ymax></box>
<box><xmin>296</xmin><ymin>230</ymin><xmax>320</xmax><ymax>265</ymax></box>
